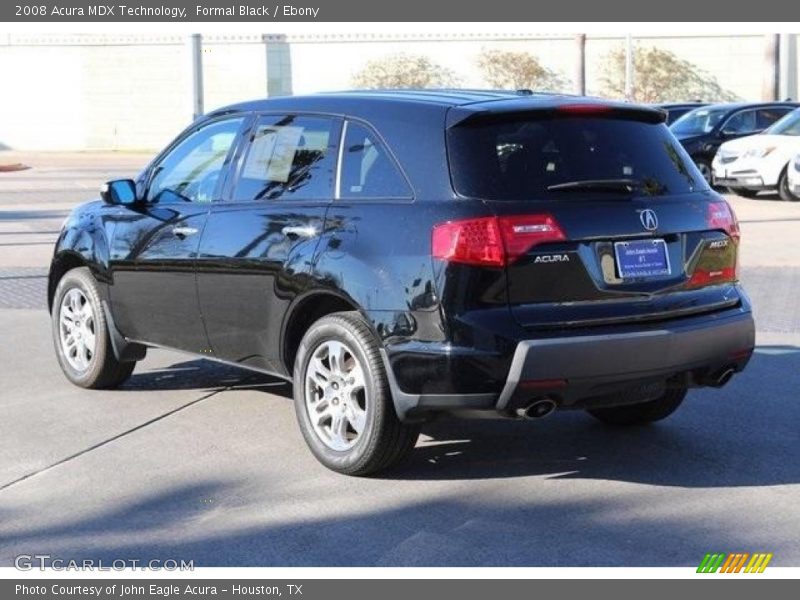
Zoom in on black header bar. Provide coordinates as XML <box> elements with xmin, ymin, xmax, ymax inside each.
<box><xmin>2</xmin><ymin>0</ymin><xmax>800</xmax><ymax>22</ymax></box>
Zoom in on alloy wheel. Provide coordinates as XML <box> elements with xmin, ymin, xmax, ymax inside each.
<box><xmin>304</xmin><ymin>340</ymin><xmax>368</xmax><ymax>451</ymax></box>
<box><xmin>58</xmin><ymin>288</ymin><xmax>96</xmax><ymax>372</ymax></box>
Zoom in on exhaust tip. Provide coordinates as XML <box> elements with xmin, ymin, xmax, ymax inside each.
<box><xmin>702</xmin><ymin>366</ymin><xmax>736</xmax><ymax>388</ymax></box>
<box><xmin>517</xmin><ymin>398</ymin><xmax>557</xmax><ymax>420</ymax></box>
<box><xmin>715</xmin><ymin>367</ymin><xmax>735</xmax><ymax>388</ymax></box>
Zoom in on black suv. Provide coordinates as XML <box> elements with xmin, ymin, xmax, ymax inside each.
<box><xmin>49</xmin><ymin>90</ymin><xmax>755</xmax><ymax>475</ymax></box>
<box><xmin>653</xmin><ymin>102</ymin><xmax>708</xmax><ymax>125</ymax></box>
<box><xmin>670</xmin><ymin>101</ymin><xmax>799</xmax><ymax>183</ymax></box>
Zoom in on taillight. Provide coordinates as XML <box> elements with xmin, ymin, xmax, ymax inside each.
<box><xmin>707</xmin><ymin>200</ymin><xmax>740</xmax><ymax>241</ymax></box>
<box><xmin>432</xmin><ymin>214</ymin><xmax>566</xmax><ymax>267</ymax></box>
<box><xmin>687</xmin><ymin>266</ymin><xmax>737</xmax><ymax>288</ymax></box>
<box><xmin>688</xmin><ymin>200</ymin><xmax>740</xmax><ymax>288</ymax></box>
<box><xmin>431</xmin><ymin>217</ymin><xmax>504</xmax><ymax>267</ymax></box>
<box><xmin>497</xmin><ymin>214</ymin><xmax>566</xmax><ymax>262</ymax></box>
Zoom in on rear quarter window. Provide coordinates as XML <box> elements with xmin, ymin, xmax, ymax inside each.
<box><xmin>447</xmin><ymin>115</ymin><xmax>705</xmax><ymax>201</ymax></box>
<box><xmin>339</xmin><ymin>122</ymin><xmax>412</xmax><ymax>199</ymax></box>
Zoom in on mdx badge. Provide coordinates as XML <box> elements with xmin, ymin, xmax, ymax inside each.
<box><xmin>639</xmin><ymin>209</ymin><xmax>659</xmax><ymax>231</ymax></box>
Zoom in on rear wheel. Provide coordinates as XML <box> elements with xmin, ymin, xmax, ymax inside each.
<box><xmin>51</xmin><ymin>267</ymin><xmax>136</xmax><ymax>389</ymax></box>
<box><xmin>778</xmin><ymin>169</ymin><xmax>799</xmax><ymax>202</ymax></box>
<box><xmin>588</xmin><ymin>387</ymin><xmax>687</xmax><ymax>426</ymax></box>
<box><xmin>293</xmin><ymin>311</ymin><xmax>420</xmax><ymax>476</ymax></box>
<box><xmin>728</xmin><ymin>186</ymin><xmax>760</xmax><ymax>199</ymax></box>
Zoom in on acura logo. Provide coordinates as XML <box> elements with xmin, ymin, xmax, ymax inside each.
<box><xmin>639</xmin><ymin>209</ymin><xmax>659</xmax><ymax>231</ymax></box>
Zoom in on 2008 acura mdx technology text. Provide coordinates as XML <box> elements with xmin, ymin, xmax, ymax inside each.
<box><xmin>48</xmin><ymin>90</ymin><xmax>755</xmax><ymax>475</ymax></box>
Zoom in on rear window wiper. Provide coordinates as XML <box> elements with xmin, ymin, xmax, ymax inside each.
<box><xmin>547</xmin><ymin>178</ymin><xmax>642</xmax><ymax>193</ymax></box>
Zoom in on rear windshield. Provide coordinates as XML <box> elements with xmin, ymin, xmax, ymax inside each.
<box><xmin>448</xmin><ymin>115</ymin><xmax>704</xmax><ymax>201</ymax></box>
<box><xmin>764</xmin><ymin>109</ymin><xmax>800</xmax><ymax>136</ymax></box>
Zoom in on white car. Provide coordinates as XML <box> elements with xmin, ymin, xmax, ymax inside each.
<box><xmin>712</xmin><ymin>108</ymin><xmax>800</xmax><ymax>201</ymax></box>
<box><xmin>789</xmin><ymin>152</ymin><xmax>800</xmax><ymax>197</ymax></box>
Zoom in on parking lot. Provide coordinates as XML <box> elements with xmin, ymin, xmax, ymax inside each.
<box><xmin>0</xmin><ymin>152</ymin><xmax>799</xmax><ymax>567</ymax></box>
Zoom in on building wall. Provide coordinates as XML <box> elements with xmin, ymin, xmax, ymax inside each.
<box><xmin>203</xmin><ymin>36</ymin><xmax>268</xmax><ymax>111</ymax></box>
<box><xmin>0</xmin><ymin>32</ymin><xmax>797</xmax><ymax>151</ymax></box>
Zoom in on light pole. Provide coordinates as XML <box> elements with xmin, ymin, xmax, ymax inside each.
<box><xmin>575</xmin><ymin>34</ymin><xmax>586</xmax><ymax>96</ymax></box>
<box><xmin>624</xmin><ymin>33</ymin><xmax>634</xmax><ymax>102</ymax></box>
<box><xmin>762</xmin><ymin>34</ymin><xmax>780</xmax><ymax>101</ymax></box>
<box><xmin>189</xmin><ymin>33</ymin><xmax>204</xmax><ymax>121</ymax></box>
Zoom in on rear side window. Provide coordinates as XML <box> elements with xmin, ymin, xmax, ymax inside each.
<box><xmin>339</xmin><ymin>122</ymin><xmax>412</xmax><ymax>199</ymax></box>
<box><xmin>233</xmin><ymin>115</ymin><xmax>338</xmax><ymax>202</ymax></box>
<box><xmin>447</xmin><ymin>115</ymin><xmax>704</xmax><ymax>200</ymax></box>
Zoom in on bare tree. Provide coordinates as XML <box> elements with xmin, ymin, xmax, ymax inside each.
<box><xmin>351</xmin><ymin>53</ymin><xmax>460</xmax><ymax>89</ymax></box>
<box><xmin>599</xmin><ymin>44</ymin><xmax>739</xmax><ymax>103</ymax></box>
<box><xmin>476</xmin><ymin>49</ymin><xmax>567</xmax><ymax>92</ymax></box>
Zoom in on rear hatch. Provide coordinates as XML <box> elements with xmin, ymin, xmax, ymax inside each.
<box><xmin>446</xmin><ymin>102</ymin><xmax>742</xmax><ymax>329</ymax></box>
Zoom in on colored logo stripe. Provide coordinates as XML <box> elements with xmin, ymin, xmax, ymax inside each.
<box><xmin>697</xmin><ymin>553</ymin><xmax>726</xmax><ymax>573</ymax></box>
<box><xmin>745</xmin><ymin>553</ymin><xmax>773</xmax><ymax>573</ymax></box>
<box><xmin>697</xmin><ymin>552</ymin><xmax>772</xmax><ymax>573</ymax></box>
<box><xmin>720</xmin><ymin>553</ymin><xmax>736</xmax><ymax>573</ymax></box>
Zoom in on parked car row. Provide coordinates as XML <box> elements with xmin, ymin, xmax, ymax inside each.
<box><xmin>662</xmin><ymin>101</ymin><xmax>800</xmax><ymax>200</ymax></box>
<box><xmin>712</xmin><ymin>108</ymin><xmax>800</xmax><ymax>201</ymax></box>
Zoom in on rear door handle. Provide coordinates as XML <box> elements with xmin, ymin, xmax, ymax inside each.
<box><xmin>282</xmin><ymin>225</ymin><xmax>319</xmax><ymax>239</ymax></box>
<box><xmin>172</xmin><ymin>226</ymin><xmax>199</xmax><ymax>238</ymax></box>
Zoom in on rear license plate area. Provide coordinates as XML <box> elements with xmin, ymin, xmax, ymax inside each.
<box><xmin>614</xmin><ymin>239</ymin><xmax>670</xmax><ymax>279</ymax></box>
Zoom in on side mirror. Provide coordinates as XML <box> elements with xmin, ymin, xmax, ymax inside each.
<box><xmin>100</xmin><ymin>179</ymin><xmax>138</xmax><ymax>205</ymax></box>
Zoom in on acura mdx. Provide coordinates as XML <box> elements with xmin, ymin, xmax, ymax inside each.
<box><xmin>49</xmin><ymin>90</ymin><xmax>755</xmax><ymax>475</ymax></box>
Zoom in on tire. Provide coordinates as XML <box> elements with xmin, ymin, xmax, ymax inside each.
<box><xmin>587</xmin><ymin>387</ymin><xmax>687</xmax><ymax>427</ymax></box>
<box><xmin>727</xmin><ymin>186</ymin><xmax>760</xmax><ymax>199</ymax></box>
<box><xmin>293</xmin><ymin>311</ymin><xmax>420</xmax><ymax>476</ymax></box>
<box><xmin>694</xmin><ymin>159</ymin><xmax>712</xmax><ymax>185</ymax></box>
<box><xmin>51</xmin><ymin>267</ymin><xmax>135</xmax><ymax>389</ymax></box>
<box><xmin>778</xmin><ymin>169</ymin><xmax>800</xmax><ymax>202</ymax></box>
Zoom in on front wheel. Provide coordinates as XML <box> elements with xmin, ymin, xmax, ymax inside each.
<box><xmin>293</xmin><ymin>311</ymin><xmax>420</xmax><ymax>476</ymax></box>
<box><xmin>588</xmin><ymin>388</ymin><xmax>687</xmax><ymax>426</ymax></box>
<box><xmin>778</xmin><ymin>169</ymin><xmax>800</xmax><ymax>202</ymax></box>
<box><xmin>51</xmin><ymin>267</ymin><xmax>136</xmax><ymax>388</ymax></box>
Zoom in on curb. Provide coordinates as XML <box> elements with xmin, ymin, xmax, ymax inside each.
<box><xmin>0</xmin><ymin>163</ymin><xmax>31</xmax><ymax>173</ymax></box>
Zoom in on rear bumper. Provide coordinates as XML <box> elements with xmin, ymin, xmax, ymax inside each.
<box><xmin>495</xmin><ymin>307</ymin><xmax>754</xmax><ymax>411</ymax></box>
<box><xmin>384</xmin><ymin>306</ymin><xmax>754</xmax><ymax>421</ymax></box>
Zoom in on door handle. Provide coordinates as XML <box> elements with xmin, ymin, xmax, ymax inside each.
<box><xmin>172</xmin><ymin>226</ymin><xmax>199</xmax><ymax>238</ymax></box>
<box><xmin>282</xmin><ymin>225</ymin><xmax>319</xmax><ymax>239</ymax></box>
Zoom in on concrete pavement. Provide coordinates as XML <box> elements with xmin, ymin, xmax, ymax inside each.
<box><xmin>0</xmin><ymin>153</ymin><xmax>798</xmax><ymax>567</ymax></box>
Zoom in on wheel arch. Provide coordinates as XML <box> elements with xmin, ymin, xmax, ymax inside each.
<box><xmin>281</xmin><ymin>290</ymin><xmax>364</xmax><ymax>373</ymax></box>
<box><xmin>48</xmin><ymin>251</ymin><xmax>91</xmax><ymax>313</ymax></box>
<box><xmin>48</xmin><ymin>211</ymin><xmax>113</xmax><ymax>313</ymax></box>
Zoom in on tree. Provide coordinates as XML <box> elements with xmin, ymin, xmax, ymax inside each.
<box><xmin>476</xmin><ymin>49</ymin><xmax>567</xmax><ymax>92</ymax></box>
<box><xmin>351</xmin><ymin>53</ymin><xmax>460</xmax><ymax>89</ymax></box>
<box><xmin>599</xmin><ymin>44</ymin><xmax>739</xmax><ymax>103</ymax></box>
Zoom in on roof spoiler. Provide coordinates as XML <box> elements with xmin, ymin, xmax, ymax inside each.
<box><xmin>447</xmin><ymin>101</ymin><xmax>668</xmax><ymax>128</ymax></box>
